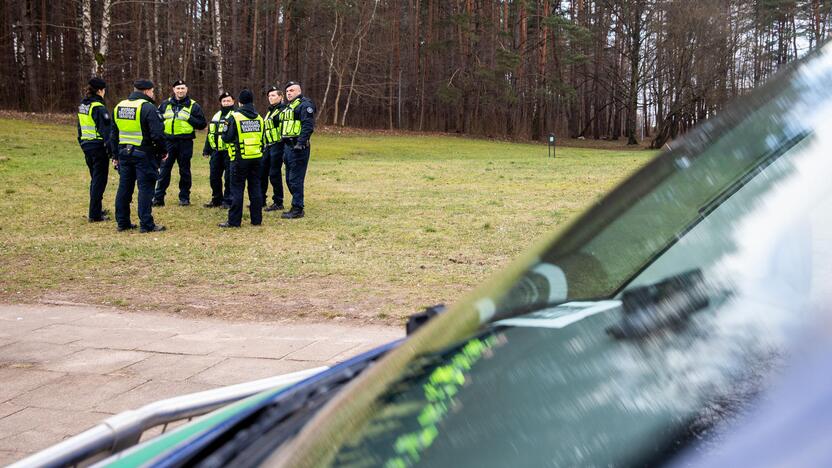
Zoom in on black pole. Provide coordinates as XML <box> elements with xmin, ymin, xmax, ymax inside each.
<box><xmin>548</xmin><ymin>133</ymin><xmax>556</xmax><ymax>159</ymax></box>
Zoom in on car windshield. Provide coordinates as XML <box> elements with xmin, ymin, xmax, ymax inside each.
<box><xmin>271</xmin><ymin>45</ymin><xmax>832</xmax><ymax>468</ymax></box>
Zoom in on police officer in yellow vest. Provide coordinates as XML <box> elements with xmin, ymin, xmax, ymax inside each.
<box><xmin>280</xmin><ymin>81</ymin><xmax>315</xmax><ymax>219</ymax></box>
<box><xmin>218</xmin><ymin>89</ymin><xmax>265</xmax><ymax>228</ymax></box>
<box><xmin>76</xmin><ymin>77</ymin><xmax>113</xmax><ymax>222</ymax></box>
<box><xmin>110</xmin><ymin>79</ymin><xmax>168</xmax><ymax>233</ymax></box>
<box><xmin>202</xmin><ymin>91</ymin><xmax>235</xmax><ymax>208</ymax></box>
<box><xmin>153</xmin><ymin>79</ymin><xmax>207</xmax><ymax>207</ymax></box>
<box><xmin>261</xmin><ymin>86</ymin><xmax>286</xmax><ymax>212</ymax></box>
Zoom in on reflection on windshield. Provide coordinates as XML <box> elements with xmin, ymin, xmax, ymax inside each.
<box><xmin>333</xmin><ymin>334</ymin><xmax>502</xmax><ymax>468</ymax></box>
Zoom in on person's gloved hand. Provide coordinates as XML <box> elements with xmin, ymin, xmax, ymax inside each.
<box><xmin>202</xmin><ymin>150</ymin><xmax>210</xmax><ymax>158</ymax></box>
<box><xmin>293</xmin><ymin>142</ymin><xmax>306</xmax><ymax>151</ymax></box>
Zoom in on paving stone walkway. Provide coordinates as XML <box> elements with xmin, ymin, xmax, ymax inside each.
<box><xmin>0</xmin><ymin>303</ymin><xmax>402</xmax><ymax>464</ymax></box>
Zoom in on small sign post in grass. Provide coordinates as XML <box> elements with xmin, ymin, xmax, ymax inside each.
<box><xmin>548</xmin><ymin>133</ymin><xmax>556</xmax><ymax>159</ymax></box>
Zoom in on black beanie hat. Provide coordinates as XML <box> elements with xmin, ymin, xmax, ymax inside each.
<box><xmin>88</xmin><ymin>77</ymin><xmax>107</xmax><ymax>90</ymax></box>
<box><xmin>218</xmin><ymin>91</ymin><xmax>232</xmax><ymax>101</ymax></box>
<box><xmin>134</xmin><ymin>79</ymin><xmax>154</xmax><ymax>90</ymax></box>
<box><xmin>238</xmin><ymin>89</ymin><xmax>254</xmax><ymax>104</ymax></box>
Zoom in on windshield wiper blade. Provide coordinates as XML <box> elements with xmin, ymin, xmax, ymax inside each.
<box><xmin>606</xmin><ymin>269</ymin><xmax>710</xmax><ymax>339</ymax></box>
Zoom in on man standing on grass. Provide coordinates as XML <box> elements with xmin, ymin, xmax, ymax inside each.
<box><xmin>261</xmin><ymin>85</ymin><xmax>286</xmax><ymax>212</ymax></box>
<box><xmin>218</xmin><ymin>89</ymin><xmax>265</xmax><ymax>228</ymax></box>
<box><xmin>76</xmin><ymin>77</ymin><xmax>113</xmax><ymax>223</ymax></box>
<box><xmin>202</xmin><ymin>91</ymin><xmax>235</xmax><ymax>208</ymax></box>
<box><xmin>153</xmin><ymin>80</ymin><xmax>207</xmax><ymax>207</ymax></box>
<box><xmin>111</xmin><ymin>79</ymin><xmax>168</xmax><ymax>233</ymax></box>
<box><xmin>280</xmin><ymin>81</ymin><xmax>315</xmax><ymax>219</ymax></box>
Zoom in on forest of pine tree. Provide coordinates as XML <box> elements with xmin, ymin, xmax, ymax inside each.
<box><xmin>2</xmin><ymin>0</ymin><xmax>830</xmax><ymax>146</ymax></box>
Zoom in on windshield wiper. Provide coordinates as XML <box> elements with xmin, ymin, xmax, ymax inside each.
<box><xmin>606</xmin><ymin>269</ymin><xmax>711</xmax><ymax>339</ymax></box>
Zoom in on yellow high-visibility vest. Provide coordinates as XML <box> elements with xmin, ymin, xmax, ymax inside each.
<box><xmin>224</xmin><ymin>112</ymin><xmax>264</xmax><ymax>160</ymax></box>
<box><xmin>78</xmin><ymin>101</ymin><xmax>104</xmax><ymax>141</ymax></box>
<box><xmin>279</xmin><ymin>99</ymin><xmax>302</xmax><ymax>138</ymax></box>
<box><xmin>264</xmin><ymin>106</ymin><xmax>282</xmax><ymax>144</ymax></box>
<box><xmin>208</xmin><ymin>110</ymin><xmax>232</xmax><ymax>151</ymax></box>
<box><xmin>163</xmin><ymin>100</ymin><xmax>196</xmax><ymax>136</ymax></box>
<box><xmin>113</xmin><ymin>99</ymin><xmax>144</xmax><ymax>146</ymax></box>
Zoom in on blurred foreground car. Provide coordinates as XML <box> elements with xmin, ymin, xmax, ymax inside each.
<box><xmin>16</xmin><ymin>44</ymin><xmax>832</xmax><ymax>468</ymax></box>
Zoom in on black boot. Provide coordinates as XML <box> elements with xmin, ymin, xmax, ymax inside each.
<box><xmin>140</xmin><ymin>225</ymin><xmax>166</xmax><ymax>233</ymax></box>
<box><xmin>281</xmin><ymin>207</ymin><xmax>304</xmax><ymax>219</ymax></box>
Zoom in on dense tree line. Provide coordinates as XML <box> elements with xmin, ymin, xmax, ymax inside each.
<box><xmin>2</xmin><ymin>0</ymin><xmax>830</xmax><ymax>146</ymax></box>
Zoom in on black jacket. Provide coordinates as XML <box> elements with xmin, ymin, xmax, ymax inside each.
<box><xmin>284</xmin><ymin>95</ymin><xmax>315</xmax><ymax>146</ymax></box>
<box><xmin>77</xmin><ymin>95</ymin><xmax>113</xmax><ymax>155</ymax></box>
<box><xmin>109</xmin><ymin>91</ymin><xmax>167</xmax><ymax>157</ymax></box>
<box><xmin>159</xmin><ymin>96</ymin><xmax>207</xmax><ymax>140</ymax></box>
<box><xmin>221</xmin><ymin>103</ymin><xmax>262</xmax><ymax>158</ymax></box>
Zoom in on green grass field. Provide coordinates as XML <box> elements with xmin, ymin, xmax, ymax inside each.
<box><xmin>0</xmin><ymin>116</ymin><xmax>655</xmax><ymax>323</ymax></box>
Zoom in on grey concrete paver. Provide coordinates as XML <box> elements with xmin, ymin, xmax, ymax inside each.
<box><xmin>0</xmin><ymin>403</ymin><xmax>23</xmax><ymax>419</ymax></box>
<box><xmin>0</xmin><ymin>407</ymin><xmax>112</xmax><ymax>439</ymax></box>
<box><xmin>190</xmin><ymin>357</ymin><xmax>324</xmax><ymax>386</ymax></box>
<box><xmin>0</xmin><ymin>430</ymin><xmax>67</xmax><ymax>453</ymax></box>
<box><xmin>10</xmin><ymin>374</ymin><xmax>147</xmax><ymax>411</ymax></box>
<box><xmin>95</xmin><ymin>380</ymin><xmax>218</xmax><ymax>414</ymax></box>
<box><xmin>0</xmin><ymin>303</ymin><xmax>402</xmax><ymax>463</ymax></box>
<box><xmin>0</xmin><ymin>341</ymin><xmax>83</xmax><ymax>368</ymax></box>
<box><xmin>210</xmin><ymin>337</ymin><xmax>316</xmax><ymax>359</ymax></box>
<box><xmin>136</xmin><ymin>333</ymin><xmax>231</xmax><ymax>355</ymax></box>
<box><xmin>0</xmin><ymin>369</ymin><xmax>66</xmax><ymax>403</ymax></box>
<box><xmin>285</xmin><ymin>340</ymin><xmax>360</xmax><ymax>362</ymax></box>
<box><xmin>25</xmin><ymin>324</ymin><xmax>176</xmax><ymax>350</ymax></box>
<box><xmin>121</xmin><ymin>354</ymin><xmax>225</xmax><ymax>382</ymax></box>
<box><xmin>85</xmin><ymin>328</ymin><xmax>178</xmax><ymax>350</ymax></box>
<box><xmin>0</xmin><ymin>319</ymin><xmax>50</xmax><ymax>340</ymax></box>
<box><xmin>0</xmin><ymin>450</ymin><xmax>28</xmax><ymax>465</ymax></box>
<box><xmin>43</xmin><ymin>348</ymin><xmax>150</xmax><ymax>374</ymax></box>
<box><xmin>71</xmin><ymin>312</ymin><xmax>213</xmax><ymax>333</ymax></box>
<box><xmin>21</xmin><ymin>324</ymin><xmax>91</xmax><ymax>345</ymax></box>
<box><xmin>331</xmin><ymin>341</ymin><xmax>389</xmax><ymax>362</ymax></box>
<box><xmin>0</xmin><ymin>338</ymin><xmax>16</xmax><ymax>348</ymax></box>
<box><xmin>0</xmin><ymin>305</ymin><xmax>93</xmax><ymax>324</ymax></box>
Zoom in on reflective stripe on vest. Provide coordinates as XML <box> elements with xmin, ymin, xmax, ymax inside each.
<box><xmin>163</xmin><ymin>100</ymin><xmax>196</xmax><ymax>136</ymax></box>
<box><xmin>208</xmin><ymin>110</ymin><xmax>232</xmax><ymax>151</ymax></box>
<box><xmin>227</xmin><ymin>112</ymin><xmax>264</xmax><ymax>161</ymax></box>
<box><xmin>264</xmin><ymin>107</ymin><xmax>281</xmax><ymax>144</ymax></box>
<box><xmin>78</xmin><ymin>101</ymin><xmax>104</xmax><ymax>141</ymax></box>
<box><xmin>114</xmin><ymin>99</ymin><xmax>144</xmax><ymax>147</ymax></box>
<box><xmin>279</xmin><ymin>99</ymin><xmax>302</xmax><ymax>138</ymax></box>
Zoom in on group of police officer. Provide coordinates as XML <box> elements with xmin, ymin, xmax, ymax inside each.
<box><xmin>76</xmin><ymin>77</ymin><xmax>315</xmax><ymax>231</ymax></box>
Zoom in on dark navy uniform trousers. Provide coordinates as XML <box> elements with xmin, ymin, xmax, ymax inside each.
<box><xmin>283</xmin><ymin>144</ymin><xmax>310</xmax><ymax>209</ymax></box>
<box><xmin>260</xmin><ymin>143</ymin><xmax>285</xmax><ymax>205</ymax></box>
<box><xmin>228</xmin><ymin>157</ymin><xmax>263</xmax><ymax>226</ymax></box>
<box><xmin>154</xmin><ymin>139</ymin><xmax>193</xmax><ymax>203</ymax></box>
<box><xmin>209</xmin><ymin>150</ymin><xmax>231</xmax><ymax>205</ymax></box>
<box><xmin>115</xmin><ymin>149</ymin><xmax>158</xmax><ymax>231</ymax></box>
<box><xmin>82</xmin><ymin>146</ymin><xmax>109</xmax><ymax>220</ymax></box>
